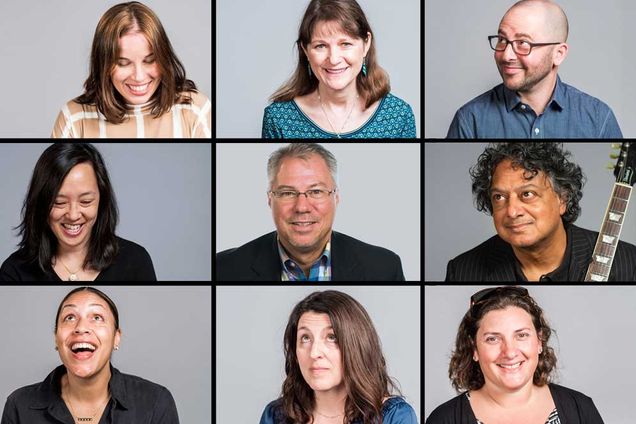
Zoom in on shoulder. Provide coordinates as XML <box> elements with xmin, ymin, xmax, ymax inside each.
<box><xmin>4</xmin><ymin>380</ymin><xmax>44</xmax><ymax>407</ymax></box>
<box><xmin>446</xmin><ymin>235</ymin><xmax>502</xmax><ymax>273</ymax></box>
<box><xmin>332</xmin><ymin>231</ymin><xmax>400</xmax><ymax>260</ymax></box>
<box><xmin>426</xmin><ymin>393</ymin><xmax>469</xmax><ymax>424</ymax></box>
<box><xmin>111</xmin><ymin>367</ymin><xmax>177</xmax><ymax>415</ymax></box>
<box><xmin>0</xmin><ymin>249</ymin><xmax>51</xmax><ymax>281</ymax></box>
<box><xmin>115</xmin><ymin>236</ymin><xmax>153</xmax><ymax>262</ymax></box>
<box><xmin>455</xmin><ymin>85</ymin><xmax>505</xmax><ymax>116</ymax></box>
<box><xmin>381</xmin><ymin>93</ymin><xmax>413</xmax><ymax>111</ymax></box>
<box><xmin>382</xmin><ymin>397</ymin><xmax>418</xmax><ymax>423</ymax></box>
<box><xmin>216</xmin><ymin>232</ymin><xmax>276</xmax><ymax>262</ymax></box>
<box><xmin>100</xmin><ymin>236</ymin><xmax>156</xmax><ymax>281</ymax></box>
<box><xmin>114</xmin><ymin>368</ymin><xmax>173</xmax><ymax>397</ymax></box>
<box><xmin>548</xmin><ymin>383</ymin><xmax>602</xmax><ymax>419</ymax></box>
<box><xmin>259</xmin><ymin>398</ymin><xmax>285</xmax><ymax>424</ymax></box>
<box><xmin>264</xmin><ymin>100</ymin><xmax>300</xmax><ymax>118</ymax></box>
<box><xmin>559</xmin><ymin>81</ymin><xmax>614</xmax><ymax>112</ymax></box>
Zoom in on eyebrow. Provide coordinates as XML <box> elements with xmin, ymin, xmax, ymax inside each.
<box><xmin>490</xmin><ymin>183</ymin><xmax>543</xmax><ymax>194</ymax></box>
<box><xmin>498</xmin><ymin>30</ymin><xmax>534</xmax><ymax>40</ymax></box>
<box><xmin>482</xmin><ymin>327</ymin><xmax>532</xmax><ymax>336</ymax></box>
<box><xmin>275</xmin><ymin>183</ymin><xmax>326</xmax><ymax>190</ymax></box>
<box><xmin>56</xmin><ymin>191</ymin><xmax>97</xmax><ymax>198</ymax></box>
<box><xmin>62</xmin><ymin>303</ymin><xmax>106</xmax><ymax>310</ymax></box>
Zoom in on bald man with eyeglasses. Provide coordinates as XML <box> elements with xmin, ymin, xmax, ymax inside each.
<box><xmin>447</xmin><ymin>0</ymin><xmax>622</xmax><ymax>139</ymax></box>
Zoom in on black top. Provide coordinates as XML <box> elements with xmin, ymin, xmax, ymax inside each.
<box><xmin>0</xmin><ymin>236</ymin><xmax>156</xmax><ymax>281</ymax></box>
<box><xmin>215</xmin><ymin>230</ymin><xmax>405</xmax><ymax>281</ymax></box>
<box><xmin>0</xmin><ymin>364</ymin><xmax>179</xmax><ymax>424</ymax></box>
<box><xmin>425</xmin><ymin>383</ymin><xmax>604</xmax><ymax>424</ymax></box>
<box><xmin>445</xmin><ymin>225</ymin><xmax>636</xmax><ymax>282</ymax></box>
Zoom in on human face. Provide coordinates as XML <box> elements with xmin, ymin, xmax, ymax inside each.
<box><xmin>304</xmin><ymin>20</ymin><xmax>371</xmax><ymax>93</ymax></box>
<box><xmin>473</xmin><ymin>306</ymin><xmax>542</xmax><ymax>393</ymax></box>
<box><xmin>490</xmin><ymin>160</ymin><xmax>566</xmax><ymax>249</ymax></box>
<box><xmin>269</xmin><ymin>154</ymin><xmax>339</xmax><ymax>256</ymax></box>
<box><xmin>48</xmin><ymin>163</ymin><xmax>100</xmax><ymax>253</ymax></box>
<box><xmin>111</xmin><ymin>31</ymin><xmax>161</xmax><ymax>105</ymax></box>
<box><xmin>296</xmin><ymin>312</ymin><xmax>344</xmax><ymax>393</ymax></box>
<box><xmin>495</xmin><ymin>7</ymin><xmax>561</xmax><ymax>92</ymax></box>
<box><xmin>55</xmin><ymin>291</ymin><xmax>121</xmax><ymax>379</ymax></box>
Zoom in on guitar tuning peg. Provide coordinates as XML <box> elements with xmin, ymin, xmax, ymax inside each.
<box><xmin>607</xmin><ymin>162</ymin><xmax>616</xmax><ymax>170</ymax></box>
<box><xmin>611</xmin><ymin>143</ymin><xmax>622</xmax><ymax>149</ymax></box>
<box><xmin>610</xmin><ymin>153</ymin><xmax>620</xmax><ymax>159</ymax></box>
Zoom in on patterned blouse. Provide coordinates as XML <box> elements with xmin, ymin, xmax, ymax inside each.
<box><xmin>261</xmin><ymin>93</ymin><xmax>416</xmax><ymax>138</ymax></box>
<box><xmin>466</xmin><ymin>393</ymin><xmax>561</xmax><ymax>424</ymax></box>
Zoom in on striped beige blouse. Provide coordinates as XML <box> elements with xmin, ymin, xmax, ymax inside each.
<box><xmin>51</xmin><ymin>91</ymin><xmax>211</xmax><ymax>138</ymax></box>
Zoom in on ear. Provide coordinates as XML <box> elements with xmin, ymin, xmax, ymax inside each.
<box><xmin>473</xmin><ymin>349</ymin><xmax>479</xmax><ymax>362</ymax></box>
<box><xmin>552</xmin><ymin>43</ymin><xmax>568</xmax><ymax>66</ymax></box>
<box><xmin>334</xmin><ymin>191</ymin><xmax>340</xmax><ymax>207</ymax></box>
<box><xmin>558</xmin><ymin>194</ymin><xmax>567</xmax><ymax>216</ymax></box>
<box><xmin>114</xmin><ymin>329</ymin><xmax>122</xmax><ymax>349</ymax></box>
<box><xmin>363</xmin><ymin>32</ymin><xmax>372</xmax><ymax>56</ymax></box>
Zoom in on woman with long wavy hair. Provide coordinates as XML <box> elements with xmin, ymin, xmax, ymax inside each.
<box><xmin>51</xmin><ymin>1</ymin><xmax>211</xmax><ymax>138</ymax></box>
<box><xmin>259</xmin><ymin>290</ymin><xmax>417</xmax><ymax>424</ymax></box>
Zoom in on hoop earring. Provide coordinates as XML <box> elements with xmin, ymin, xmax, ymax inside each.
<box><xmin>362</xmin><ymin>57</ymin><xmax>367</xmax><ymax>76</ymax></box>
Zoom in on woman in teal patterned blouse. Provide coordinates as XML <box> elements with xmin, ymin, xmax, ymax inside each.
<box><xmin>262</xmin><ymin>0</ymin><xmax>416</xmax><ymax>139</ymax></box>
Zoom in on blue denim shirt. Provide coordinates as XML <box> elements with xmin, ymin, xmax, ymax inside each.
<box><xmin>447</xmin><ymin>76</ymin><xmax>622</xmax><ymax>138</ymax></box>
<box><xmin>260</xmin><ymin>396</ymin><xmax>418</xmax><ymax>424</ymax></box>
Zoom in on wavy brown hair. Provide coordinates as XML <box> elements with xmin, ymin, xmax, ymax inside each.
<box><xmin>281</xmin><ymin>290</ymin><xmax>401</xmax><ymax>424</ymax></box>
<box><xmin>270</xmin><ymin>0</ymin><xmax>390</xmax><ymax>109</ymax></box>
<box><xmin>449</xmin><ymin>287</ymin><xmax>558</xmax><ymax>392</ymax></box>
<box><xmin>75</xmin><ymin>1</ymin><xmax>197</xmax><ymax>124</ymax></box>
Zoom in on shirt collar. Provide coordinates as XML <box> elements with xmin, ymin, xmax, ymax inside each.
<box><xmin>276</xmin><ymin>236</ymin><xmax>331</xmax><ymax>279</ymax></box>
<box><xmin>28</xmin><ymin>363</ymin><xmax>130</xmax><ymax>413</ymax></box>
<box><xmin>503</xmin><ymin>74</ymin><xmax>565</xmax><ymax>112</ymax></box>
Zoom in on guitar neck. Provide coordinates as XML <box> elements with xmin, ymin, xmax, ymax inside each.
<box><xmin>584</xmin><ymin>183</ymin><xmax>633</xmax><ymax>282</ymax></box>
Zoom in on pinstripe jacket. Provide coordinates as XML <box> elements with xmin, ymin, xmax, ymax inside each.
<box><xmin>445</xmin><ymin>225</ymin><xmax>636</xmax><ymax>282</ymax></box>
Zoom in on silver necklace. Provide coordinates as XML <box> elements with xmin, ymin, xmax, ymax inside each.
<box><xmin>318</xmin><ymin>91</ymin><xmax>359</xmax><ymax>138</ymax></box>
<box><xmin>57</xmin><ymin>257</ymin><xmax>81</xmax><ymax>282</ymax></box>
<box><xmin>314</xmin><ymin>410</ymin><xmax>343</xmax><ymax>419</ymax></box>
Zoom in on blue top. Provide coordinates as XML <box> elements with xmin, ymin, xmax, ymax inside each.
<box><xmin>262</xmin><ymin>93</ymin><xmax>416</xmax><ymax>138</ymax></box>
<box><xmin>259</xmin><ymin>396</ymin><xmax>418</xmax><ymax>424</ymax></box>
<box><xmin>446</xmin><ymin>75</ymin><xmax>622</xmax><ymax>138</ymax></box>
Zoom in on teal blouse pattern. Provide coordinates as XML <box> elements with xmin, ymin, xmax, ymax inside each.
<box><xmin>262</xmin><ymin>93</ymin><xmax>416</xmax><ymax>138</ymax></box>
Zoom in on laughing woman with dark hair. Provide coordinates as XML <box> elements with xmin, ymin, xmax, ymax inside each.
<box><xmin>259</xmin><ymin>290</ymin><xmax>417</xmax><ymax>424</ymax></box>
<box><xmin>51</xmin><ymin>1</ymin><xmax>211</xmax><ymax>138</ymax></box>
<box><xmin>0</xmin><ymin>143</ymin><xmax>156</xmax><ymax>281</ymax></box>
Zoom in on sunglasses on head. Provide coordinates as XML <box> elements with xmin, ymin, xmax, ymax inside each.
<box><xmin>470</xmin><ymin>286</ymin><xmax>529</xmax><ymax>309</ymax></box>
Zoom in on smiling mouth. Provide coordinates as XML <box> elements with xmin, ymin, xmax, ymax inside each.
<box><xmin>69</xmin><ymin>342</ymin><xmax>97</xmax><ymax>360</ymax></box>
<box><xmin>61</xmin><ymin>223</ymin><xmax>84</xmax><ymax>236</ymax></box>
<box><xmin>497</xmin><ymin>361</ymin><xmax>523</xmax><ymax>370</ymax></box>
<box><xmin>125</xmin><ymin>81</ymin><xmax>151</xmax><ymax>95</ymax></box>
<box><xmin>324</xmin><ymin>67</ymin><xmax>348</xmax><ymax>75</ymax></box>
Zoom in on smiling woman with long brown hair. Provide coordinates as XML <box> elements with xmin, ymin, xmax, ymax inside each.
<box><xmin>259</xmin><ymin>290</ymin><xmax>417</xmax><ymax>424</ymax></box>
<box><xmin>51</xmin><ymin>1</ymin><xmax>211</xmax><ymax>138</ymax></box>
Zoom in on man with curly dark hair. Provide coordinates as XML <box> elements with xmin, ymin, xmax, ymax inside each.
<box><xmin>446</xmin><ymin>142</ymin><xmax>636</xmax><ymax>281</ymax></box>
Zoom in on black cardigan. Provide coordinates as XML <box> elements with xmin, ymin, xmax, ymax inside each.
<box><xmin>425</xmin><ymin>384</ymin><xmax>604</xmax><ymax>424</ymax></box>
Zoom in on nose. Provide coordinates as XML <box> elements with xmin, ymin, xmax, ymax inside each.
<box><xmin>501</xmin><ymin>339</ymin><xmax>519</xmax><ymax>359</ymax></box>
<box><xmin>501</xmin><ymin>42</ymin><xmax>518</xmax><ymax>62</ymax></box>
<box><xmin>67</xmin><ymin>202</ymin><xmax>82</xmax><ymax>221</ymax></box>
<box><xmin>506</xmin><ymin>194</ymin><xmax>524</xmax><ymax>219</ymax></box>
<box><xmin>293</xmin><ymin>193</ymin><xmax>312</xmax><ymax>213</ymax></box>
<box><xmin>73</xmin><ymin>317</ymin><xmax>91</xmax><ymax>334</ymax></box>
<box><xmin>133</xmin><ymin>64</ymin><xmax>145</xmax><ymax>82</ymax></box>
<box><xmin>328</xmin><ymin>49</ymin><xmax>342</xmax><ymax>65</ymax></box>
<box><xmin>310</xmin><ymin>339</ymin><xmax>325</xmax><ymax>359</ymax></box>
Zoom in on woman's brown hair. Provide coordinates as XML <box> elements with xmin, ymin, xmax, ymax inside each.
<box><xmin>281</xmin><ymin>290</ymin><xmax>401</xmax><ymax>424</ymax></box>
<box><xmin>270</xmin><ymin>0</ymin><xmax>390</xmax><ymax>109</ymax></box>
<box><xmin>449</xmin><ymin>287</ymin><xmax>558</xmax><ymax>392</ymax></box>
<box><xmin>75</xmin><ymin>1</ymin><xmax>197</xmax><ymax>124</ymax></box>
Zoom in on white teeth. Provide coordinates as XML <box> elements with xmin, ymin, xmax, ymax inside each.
<box><xmin>72</xmin><ymin>342</ymin><xmax>96</xmax><ymax>351</ymax></box>
<box><xmin>62</xmin><ymin>224</ymin><xmax>81</xmax><ymax>231</ymax></box>
<box><xmin>499</xmin><ymin>362</ymin><xmax>522</xmax><ymax>369</ymax></box>
<box><xmin>127</xmin><ymin>82</ymin><xmax>150</xmax><ymax>93</ymax></box>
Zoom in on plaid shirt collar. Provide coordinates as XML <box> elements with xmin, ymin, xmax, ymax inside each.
<box><xmin>277</xmin><ymin>237</ymin><xmax>332</xmax><ymax>281</ymax></box>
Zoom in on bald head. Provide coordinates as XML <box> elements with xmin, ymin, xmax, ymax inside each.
<box><xmin>502</xmin><ymin>0</ymin><xmax>568</xmax><ymax>42</ymax></box>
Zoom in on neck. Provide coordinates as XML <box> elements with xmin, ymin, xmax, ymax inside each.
<box><xmin>512</xmin><ymin>224</ymin><xmax>567</xmax><ymax>281</ymax></box>
<box><xmin>480</xmin><ymin>381</ymin><xmax>536</xmax><ymax>410</ymax></box>
<box><xmin>517</xmin><ymin>72</ymin><xmax>558</xmax><ymax>115</ymax></box>
<box><xmin>280</xmin><ymin>233</ymin><xmax>330</xmax><ymax>276</ymax></box>
<box><xmin>314</xmin><ymin>387</ymin><xmax>346</xmax><ymax>418</ymax></box>
<box><xmin>317</xmin><ymin>83</ymin><xmax>359</xmax><ymax>109</ymax></box>
<box><xmin>63</xmin><ymin>366</ymin><xmax>111</xmax><ymax>404</ymax></box>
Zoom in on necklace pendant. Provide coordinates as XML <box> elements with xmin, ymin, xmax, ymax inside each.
<box><xmin>69</xmin><ymin>274</ymin><xmax>78</xmax><ymax>282</ymax></box>
<box><xmin>77</xmin><ymin>418</ymin><xmax>92</xmax><ymax>422</ymax></box>
<box><xmin>337</xmin><ymin>134</ymin><xmax>341</xmax><ymax>139</ymax></box>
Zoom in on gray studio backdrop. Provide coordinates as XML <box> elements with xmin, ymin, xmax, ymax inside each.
<box><xmin>216</xmin><ymin>0</ymin><xmax>421</xmax><ymax>138</ymax></box>
<box><xmin>0</xmin><ymin>286</ymin><xmax>211</xmax><ymax>423</ymax></box>
<box><xmin>424</xmin><ymin>286</ymin><xmax>636</xmax><ymax>424</ymax></box>
<box><xmin>424</xmin><ymin>142</ymin><xmax>636</xmax><ymax>281</ymax></box>
<box><xmin>0</xmin><ymin>143</ymin><xmax>211</xmax><ymax>280</ymax></box>
<box><xmin>0</xmin><ymin>0</ymin><xmax>211</xmax><ymax>138</ymax></box>
<box><xmin>425</xmin><ymin>0</ymin><xmax>633</xmax><ymax>137</ymax></box>
<box><xmin>217</xmin><ymin>285</ymin><xmax>421</xmax><ymax>424</ymax></box>
<box><xmin>215</xmin><ymin>143</ymin><xmax>421</xmax><ymax>281</ymax></box>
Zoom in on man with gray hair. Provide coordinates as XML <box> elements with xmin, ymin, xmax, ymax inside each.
<box><xmin>447</xmin><ymin>0</ymin><xmax>622</xmax><ymax>138</ymax></box>
<box><xmin>216</xmin><ymin>143</ymin><xmax>404</xmax><ymax>281</ymax></box>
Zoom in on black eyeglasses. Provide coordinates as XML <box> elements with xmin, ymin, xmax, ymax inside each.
<box><xmin>470</xmin><ymin>286</ymin><xmax>529</xmax><ymax>309</ymax></box>
<box><xmin>488</xmin><ymin>35</ymin><xmax>561</xmax><ymax>56</ymax></box>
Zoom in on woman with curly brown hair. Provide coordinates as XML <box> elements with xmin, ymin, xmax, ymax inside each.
<box><xmin>259</xmin><ymin>290</ymin><xmax>417</xmax><ymax>424</ymax></box>
<box><xmin>426</xmin><ymin>286</ymin><xmax>603</xmax><ymax>424</ymax></box>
